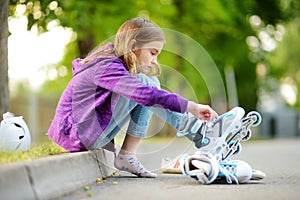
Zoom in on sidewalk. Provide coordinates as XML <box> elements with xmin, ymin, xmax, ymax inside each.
<box><xmin>1</xmin><ymin>138</ymin><xmax>300</xmax><ymax>200</ymax></box>
<box><xmin>61</xmin><ymin>138</ymin><xmax>300</xmax><ymax>200</ymax></box>
<box><xmin>0</xmin><ymin>148</ymin><xmax>116</xmax><ymax>200</ymax></box>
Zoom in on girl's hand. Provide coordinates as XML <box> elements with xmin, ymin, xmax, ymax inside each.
<box><xmin>187</xmin><ymin>101</ymin><xmax>218</xmax><ymax>121</ymax></box>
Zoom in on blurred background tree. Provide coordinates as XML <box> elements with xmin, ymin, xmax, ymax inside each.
<box><xmin>4</xmin><ymin>0</ymin><xmax>300</xmax><ymax>141</ymax></box>
<box><xmin>0</xmin><ymin>0</ymin><xmax>9</xmax><ymax>120</ymax></box>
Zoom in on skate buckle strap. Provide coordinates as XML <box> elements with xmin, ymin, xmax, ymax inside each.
<box><xmin>181</xmin><ymin>152</ymin><xmax>220</xmax><ymax>184</ymax></box>
<box><xmin>193</xmin><ymin>121</ymin><xmax>207</xmax><ymax>148</ymax></box>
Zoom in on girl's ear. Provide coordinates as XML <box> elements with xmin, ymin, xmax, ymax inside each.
<box><xmin>128</xmin><ymin>39</ymin><xmax>137</xmax><ymax>50</ymax></box>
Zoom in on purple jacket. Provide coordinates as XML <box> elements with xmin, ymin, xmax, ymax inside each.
<box><xmin>48</xmin><ymin>53</ymin><xmax>188</xmax><ymax>152</ymax></box>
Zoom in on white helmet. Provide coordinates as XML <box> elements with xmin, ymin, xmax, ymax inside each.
<box><xmin>0</xmin><ymin>112</ymin><xmax>31</xmax><ymax>151</ymax></box>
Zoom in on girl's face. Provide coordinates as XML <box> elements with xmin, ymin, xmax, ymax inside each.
<box><xmin>133</xmin><ymin>41</ymin><xmax>164</xmax><ymax>74</ymax></box>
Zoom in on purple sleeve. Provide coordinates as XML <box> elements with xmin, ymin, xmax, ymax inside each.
<box><xmin>94</xmin><ymin>58</ymin><xmax>188</xmax><ymax>113</ymax></box>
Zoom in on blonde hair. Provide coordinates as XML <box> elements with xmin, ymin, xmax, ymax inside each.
<box><xmin>81</xmin><ymin>18</ymin><xmax>165</xmax><ymax>76</ymax></box>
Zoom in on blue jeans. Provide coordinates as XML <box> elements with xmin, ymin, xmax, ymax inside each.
<box><xmin>91</xmin><ymin>73</ymin><xmax>188</xmax><ymax>149</ymax></box>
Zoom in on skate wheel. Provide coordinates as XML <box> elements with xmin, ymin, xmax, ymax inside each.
<box><xmin>242</xmin><ymin>130</ymin><xmax>252</xmax><ymax>141</ymax></box>
<box><xmin>246</xmin><ymin>111</ymin><xmax>262</xmax><ymax>127</ymax></box>
<box><xmin>228</xmin><ymin>141</ymin><xmax>242</xmax><ymax>155</ymax></box>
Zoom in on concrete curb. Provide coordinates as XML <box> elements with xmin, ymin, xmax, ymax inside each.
<box><xmin>0</xmin><ymin>148</ymin><xmax>115</xmax><ymax>200</ymax></box>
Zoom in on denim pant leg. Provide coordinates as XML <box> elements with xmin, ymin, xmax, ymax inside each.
<box><xmin>90</xmin><ymin>96</ymin><xmax>138</xmax><ymax>149</ymax></box>
<box><xmin>132</xmin><ymin>74</ymin><xmax>188</xmax><ymax>134</ymax></box>
<box><xmin>91</xmin><ymin>73</ymin><xmax>188</xmax><ymax>149</ymax></box>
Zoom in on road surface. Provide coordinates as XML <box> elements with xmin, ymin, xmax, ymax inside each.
<box><xmin>61</xmin><ymin>137</ymin><xmax>300</xmax><ymax>200</ymax></box>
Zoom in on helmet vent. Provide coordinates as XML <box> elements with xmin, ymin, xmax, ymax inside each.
<box><xmin>14</xmin><ymin>123</ymin><xmax>22</xmax><ymax>128</ymax></box>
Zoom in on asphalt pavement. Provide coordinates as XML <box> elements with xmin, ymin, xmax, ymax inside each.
<box><xmin>61</xmin><ymin>137</ymin><xmax>300</xmax><ymax>200</ymax></box>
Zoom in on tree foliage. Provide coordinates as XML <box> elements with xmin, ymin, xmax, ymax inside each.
<box><xmin>8</xmin><ymin>0</ymin><xmax>300</xmax><ymax>111</ymax></box>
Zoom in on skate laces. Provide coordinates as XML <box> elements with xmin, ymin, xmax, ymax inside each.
<box><xmin>218</xmin><ymin>163</ymin><xmax>239</xmax><ymax>184</ymax></box>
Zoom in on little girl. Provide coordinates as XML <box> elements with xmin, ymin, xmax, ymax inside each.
<box><xmin>48</xmin><ymin>18</ymin><xmax>218</xmax><ymax>178</ymax></box>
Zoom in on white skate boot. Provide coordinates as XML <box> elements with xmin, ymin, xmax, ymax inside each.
<box><xmin>180</xmin><ymin>152</ymin><xmax>219</xmax><ymax>184</ymax></box>
<box><xmin>177</xmin><ymin>107</ymin><xmax>264</xmax><ymax>184</ymax></box>
<box><xmin>216</xmin><ymin>160</ymin><xmax>252</xmax><ymax>184</ymax></box>
<box><xmin>177</xmin><ymin>107</ymin><xmax>262</xmax><ymax>160</ymax></box>
<box><xmin>180</xmin><ymin>152</ymin><xmax>253</xmax><ymax>184</ymax></box>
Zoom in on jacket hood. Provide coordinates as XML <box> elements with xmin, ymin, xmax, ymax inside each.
<box><xmin>72</xmin><ymin>44</ymin><xmax>115</xmax><ymax>76</ymax></box>
<box><xmin>72</xmin><ymin>58</ymin><xmax>86</xmax><ymax>76</ymax></box>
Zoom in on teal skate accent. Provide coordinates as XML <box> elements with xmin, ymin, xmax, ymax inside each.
<box><xmin>203</xmin><ymin>138</ymin><xmax>209</xmax><ymax>145</ymax></box>
<box><xmin>217</xmin><ymin>161</ymin><xmax>239</xmax><ymax>184</ymax></box>
<box><xmin>218</xmin><ymin>162</ymin><xmax>237</xmax><ymax>177</ymax></box>
<box><xmin>225</xmin><ymin>113</ymin><xmax>234</xmax><ymax>118</ymax></box>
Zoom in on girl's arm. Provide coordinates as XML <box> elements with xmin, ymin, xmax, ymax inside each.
<box><xmin>94</xmin><ymin>58</ymin><xmax>188</xmax><ymax>113</ymax></box>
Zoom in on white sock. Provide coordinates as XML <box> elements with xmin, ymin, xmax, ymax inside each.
<box><xmin>114</xmin><ymin>153</ymin><xmax>157</xmax><ymax>178</ymax></box>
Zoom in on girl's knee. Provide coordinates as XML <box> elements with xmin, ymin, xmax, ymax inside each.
<box><xmin>136</xmin><ymin>73</ymin><xmax>160</xmax><ymax>88</ymax></box>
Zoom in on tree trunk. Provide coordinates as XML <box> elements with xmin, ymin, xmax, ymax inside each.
<box><xmin>0</xmin><ymin>0</ymin><xmax>9</xmax><ymax>120</ymax></box>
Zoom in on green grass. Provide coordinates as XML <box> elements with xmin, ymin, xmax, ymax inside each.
<box><xmin>0</xmin><ymin>139</ymin><xmax>66</xmax><ymax>165</ymax></box>
<box><xmin>0</xmin><ymin>135</ymin><xmax>172</xmax><ymax>165</ymax></box>
<box><xmin>0</xmin><ymin>135</ymin><xmax>271</xmax><ymax>165</ymax></box>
